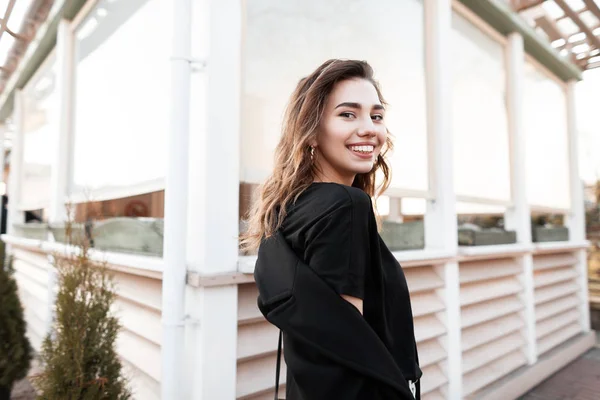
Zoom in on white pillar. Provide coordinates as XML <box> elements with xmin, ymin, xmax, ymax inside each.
<box><xmin>45</xmin><ymin>19</ymin><xmax>75</xmax><ymax>337</ymax></box>
<box><xmin>185</xmin><ymin>0</ymin><xmax>240</xmax><ymax>397</ymax></box>
<box><xmin>424</xmin><ymin>1</ymin><xmax>462</xmax><ymax>398</ymax></box>
<box><xmin>504</xmin><ymin>32</ymin><xmax>537</xmax><ymax>364</ymax></box>
<box><xmin>7</xmin><ymin>90</ymin><xmax>25</xmax><ymax>235</ymax></box>
<box><xmin>565</xmin><ymin>80</ymin><xmax>591</xmax><ymax>332</ymax></box>
<box><xmin>161</xmin><ymin>0</ymin><xmax>192</xmax><ymax>398</ymax></box>
<box><xmin>48</xmin><ymin>20</ymin><xmax>74</xmax><ymax>224</ymax></box>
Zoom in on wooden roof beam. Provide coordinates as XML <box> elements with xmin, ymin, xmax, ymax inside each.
<box><xmin>554</xmin><ymin>0</ymin><xmax>600</xmax><ymax>50</ymax></box>
<box><xmin>513</xmin><ymin>0</ymin><xmax>547</xmax><ymax>12</ymax></box>
<box><xmin>582</xmin><ymin>0</ymin><xmax>600</xmax><ymax>22</ymax></box>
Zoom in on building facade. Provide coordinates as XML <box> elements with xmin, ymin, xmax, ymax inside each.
<box><xmin>0</xmin><ymin>0</ymin><xmax>595</xmax><ymax>399</ymax></box>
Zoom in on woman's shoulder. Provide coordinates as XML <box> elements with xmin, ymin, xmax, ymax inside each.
<box><xmin>300</xmin><ymin>182</ymin><xmax>372</xmax><ymax>211</ymax></box>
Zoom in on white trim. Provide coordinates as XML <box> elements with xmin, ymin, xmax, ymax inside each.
<box><xmin>451</xmin><ymin>0</ymin><xmax>508</xmax><ymax>45</ymax></box>
<box><xmin>532</xmin><ymin>240</ymin><xmax>590</xmax><ymax>253</ymax></box>
<box><xmin>524</xmin><ymin>52</ymin><xmax>569</xmax><ymax>89</ymax></box>
<box><xmin>458</xmin><ymin>242</ymin><xmax>534</xmax><ymax>258</ymax></box>
<box><xmin>384</xmin><ymin>187</ymin><xmax>435</xmax><ymax>200</ymax></box>
<box><xmin>22</xmin><ymin>48</ymin><xmax>57</xmax><ymax>95</ymax></box>
<box><xmin>455</xmin><ymin>195</ymin><xmax>513</xmax><ymax>207</ymax></box>
<box><xmin>529</xmin><ymin>204</ymin><xmax>571</xmax><ymax>214</ymax></box>
<box><xmin>0</xmin><ymin>0</ymin><xmax>66</xmax><ymax>112</ymax></box>
<box><xmin>1</xmin><ymin>233</ymin><xmax>164</xmax><ymax>276</ymax></box>
<box><xmin>70</xmin><ymin>0</ymin><xmax>101</xmax><ymax>32</ymax></box>
<box><xmin>67</xmin><ymin>177</ymin><xmax>165</xmax><ymax>203</ymax></box>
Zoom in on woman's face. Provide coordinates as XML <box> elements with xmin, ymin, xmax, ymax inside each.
<box><xmin>312</xmin><ymin>78</ymin><xmax>387</xmax><ymax>186</ymax></box>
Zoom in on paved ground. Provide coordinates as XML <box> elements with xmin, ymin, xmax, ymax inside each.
<box><xmin>519</xmin><ymin>346</ymin><xmax>600</xmax><ymax>400</ymax></box>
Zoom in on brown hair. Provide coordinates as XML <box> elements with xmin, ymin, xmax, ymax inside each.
<box><xmin>240</xmin><ymin>59</ymin><xmax>393</xmax><ymax>251</ymax></box>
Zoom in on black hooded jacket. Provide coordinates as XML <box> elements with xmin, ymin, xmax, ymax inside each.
<box><xmin>254</xmin><ymin>183</ymin><xmax>422</xmax><ymax>400</ymax></box>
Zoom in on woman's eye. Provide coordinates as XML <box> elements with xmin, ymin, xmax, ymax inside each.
<box><xmin>340</xmin><ymin>112</ymin><xmax>355</xmax><ymax>118</ymax></box>
<box><xmin>372</xmin><ymin>114</ymin><xmax>384</xmax><ymax>121</ymax></box>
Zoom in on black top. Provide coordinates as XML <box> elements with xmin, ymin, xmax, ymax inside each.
<box><xmin>281</xmin><ymin>183</ymin><xmax>422</xmax><ymax>386</ymax></box>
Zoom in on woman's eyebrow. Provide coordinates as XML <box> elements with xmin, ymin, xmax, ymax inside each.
<box><xmin>334</xmin><ymin>102</ymin><xmax>385</xmax><ymax>110</ymax></box>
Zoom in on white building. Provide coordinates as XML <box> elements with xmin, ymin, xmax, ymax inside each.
<box><xmin>0</xmin><ymin>0</ymin><xmax>598</xmax><ymax>399</ymax></box>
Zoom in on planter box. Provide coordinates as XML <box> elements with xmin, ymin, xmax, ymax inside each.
<box><xmin>380</xmin><ymin>220</ymin><xmax>425</xmax><ymax>251</ymax></box>
<box><xmin>92</xmin><ymin>217</ymin><xmax>163</xmax><ymax>256</ymax></box>
<box><xmin>49</xmin><ymin>223</ymin><xmax>87</xmax><ymax>244</ymax></box>
<box><xmin>13</xmin><ymin>223</ymin><xmax>49</xmax><ymax>240</ymax></box>
<box><xmin>458</xmin><ymin>228</ymin><xmax>517</xmax><ymax>246</ymax></box>
<box><xmin>532</xmin><ymin>226</ymin><xmax>569</xmax><ymax>243</ymax></box>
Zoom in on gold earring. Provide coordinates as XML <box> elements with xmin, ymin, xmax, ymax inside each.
<box><xmin>310</xmin><ymin>146</ymin><xmax>315</xmax><ymax>162</ymax></box>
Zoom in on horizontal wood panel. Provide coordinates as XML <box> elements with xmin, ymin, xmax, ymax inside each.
<box><xmin>533</xmin><ymin>253</ymin><xmax>577</xmax><ymax>271</ymax></box>
<box><xmin>411</xmin><ymin>291</ymin><xmax>446</xmax><ymax>317</ymax></box>
<box><xmin>535</xmin><ymin>281</ymin><xmax>579</xmax><ymax>305</ymax></box>
<box><xmin>237</xmin><ymin>354</ymin><xmax>287</xmax><ymax>399</ymax></box>
<box><xmin>462</xmin><ymin>313</ymin><xmax>524</xmax><ymax>352</ymax></box>
<box><xmin>461</xmin><ymin>296</ymin><xmax>523</xmax><ymax>328</ymax></box>
<box><xmin>533</xmin><ymin>267</ymin><xmax>578</xmax><ymax>288</ymax></box>
<box><xmin>114</xmin><ymin>297</ymin><xmax>162</xmax><ymax>346</ymax></box>
<box><xmin>405</xmin><ymin>266</ymin><xmax>445</xmax><ymax>293</ymax></box>
<box><xmin>537</xmin><ymin>323</ymin><xmax>582</xmax><ymax>356</ymax></box>
<box><xmin>535</xmin><ymin>294</ymin><xmax>580</xmax><ymax>321</ymax></box>
<box><xmin>462</xmin><ymin>349</ymin><xmax>527</xmax><ymax>397</ymax></box>
<box><xmin>238</xmin><ymin>283</ymin><xmax>263</xmax><ymax>325</ymax></box>
<box><xmin>417</xmin><ymin>338</ymin><xmax>447</xmax><ymax>368</ymax></box>
<box><xmin>116</xmin><ymin>329</ymin><xmax>161</xmax><ymax>383</ymax></box>
<box><xmin>414</xmin><ymin>315</ymin><xmax>447</xmax><ymax>342</ymax></box>
<box><xmin>536</xmin><ymin>309</ymin><xmax>580</xmax><ymax>339</ymax></box>
<box><xmin>460</xmin><ymin>277</ymin><xmax>522</xmax><ymax>307</ymax></box>
<box><xmin>111</xmin><ymin>270</ymin><xmax>162</xmax><ymax>312</ymax></box>
<box><xmin>13</xmin><ymin>258</ymin><xmax>48</xmax><ymax>287</ymax></box>
<box><xmin>462</xmin><ymin>331</ymin><xmax>524</xmax><ymax>374</ymax></box>
<box><xmin>238</xmin><ymin>320</ymin><xmax>280</xmax><ymax>361</ymax></box>
<box><xmin>420</xmin><ymin>364</ymin><xmax>447</xmax><ymax>395</ymax></box>
<box><xmin>459</xmin><ymin>258</ymin><xmax>521</xmax><ymax>284</ymax></box>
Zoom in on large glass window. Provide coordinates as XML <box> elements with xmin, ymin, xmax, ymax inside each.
<box><xmin>242</xmin><ymin>0</ymin><xmax>428</xmax><ymax>192</ymax></box>
<box><xmin>20</xmin><ymin>54</ymin><xmax>58</xmax><ymax>214</ymax></box>
<box><xmin>523</xmin><ymin>61</ymin><xmax>570</xmax><ymax>210</ymax></box>
<box><xmin>451</xmin><ymin>11</ymin><xmax>511</xmax><ymax>204</ymax></box>
<box><xmin>72</xmin><ymin>0</ymin><xmax>171</xmax><ymax>200</ymax></box>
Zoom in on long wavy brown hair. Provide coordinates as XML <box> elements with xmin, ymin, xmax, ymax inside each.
<box><xmin>240</xmin><ymin>59</ymin><xmax>393</xmax><ymax>251</ymax></box>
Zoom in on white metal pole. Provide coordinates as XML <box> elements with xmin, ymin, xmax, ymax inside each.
<box><xmin>424</xmin><ymin>0</ymin><xmax>462</xmax><ymax>398</ymax></box>
<box><xmin>7</xmin><ymin>90</ymin><xmax>25</xmax><ymax>235</ymax></box>
<box><xmin>185</xmin><ymin>0</ymin><xmax>241</xmax><ymax>397</ymax></box>
<box><xmin>162</xmin><ymin>0</ymin><xmax>192</xmax><ymax>398</ymax></box>
<box><xmin>504</xmin><ymin>32</ymin><xmax>538</xmax><ymax>365</ymax></box>
<box><xmin>565</xmin><ymin>80</ymin><xmax>591</xmax><ymax>332</ymax></box>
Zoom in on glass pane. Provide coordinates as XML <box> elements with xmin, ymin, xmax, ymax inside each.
<box><xmin>72</xmin><ymin>0</ymin><xmax>171</xmax><ymax>195</ymax></box>
<box><xmin>452</xmin><ymin>12</ymin><xmax>511</xmax><ymax>202</ymax></box>
<box><xmin>523</xmin><ymin>61</ymin><xmax>571</xmax><ymax>209</ymax></box>
<box><xmin>243</xmin><ymin>0</ymin><xmax>428</xmax><ymax>191</ymax></box>
<box><xmin>21</xmin><ymin>56</ymin><xmax>58</xmax><ymax>212</ymax></box>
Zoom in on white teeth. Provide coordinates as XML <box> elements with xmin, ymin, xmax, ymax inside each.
<box><xmin>349</xmin><ymin>145</ymin><xmax>374</xmax><ymax>153</ymax></box>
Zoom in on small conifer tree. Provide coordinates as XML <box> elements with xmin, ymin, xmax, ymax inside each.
<box><xmin>31</xmin><ymin>207</ymin><xmax>131</xmax><ymax>399</ymax></box>
<box><xmin>0</xmin><ymin>249</ymin><xmax>33</xmax><ymax>398</ymax></box>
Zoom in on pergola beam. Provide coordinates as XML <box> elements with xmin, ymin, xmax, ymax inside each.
<box><xmin>554</xmin><ymin>0</ymin><xmax>600</xmax><ymax>50</ymax></box>
<box><xmin>582</xmin><ymin>0</ymin><xmax>600</xmax><ymax>23</ymax></box>
<box><xmin>513</xmin><ymin>0</ymin><xmax>547</xmax><ymax>12</ymax></box>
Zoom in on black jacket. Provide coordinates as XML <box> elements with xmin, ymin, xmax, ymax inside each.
<box><xmin>254</xmin><ymin>231</ymin><xmax>419</xmax><ymax>400</ymax></box>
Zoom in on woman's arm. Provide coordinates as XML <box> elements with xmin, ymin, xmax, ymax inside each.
<box><xmin>341</xmin><ymin>294</ymin><xmax>363</xmax><ymax>314</ymax></box>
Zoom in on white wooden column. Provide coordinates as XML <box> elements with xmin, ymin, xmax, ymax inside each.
<box><xmin>45</xmin><ymin>19</ymin><xmax>75</xmax><ymax>336</ymax></box>
<box><xmin>7</xmin><ymin>90</ymin><xmax>25</xmax><ymax>235</ymax></box>
<box><xmin>504</xmin><ymin>32</ymin><xmax>537</xmax><ymax>365</ymax></box>
<box><xmin>565</xmin><ymin>80</ymin><xmax>591</xmax><ymax>332</ymax></box>
<box><xmin>48</xmin><ymin>20</ymin><xmax>74</xmax><ymax>224</ymax></box>
<box><xmin>424</xmin><ymin>0</ymin><xmax>462</xmax><ymax>398</ymax></box>
<box><xmin>184</xmin><ymin>0</ymin><xmax>241</xmax><ymax>398</ymax></box>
